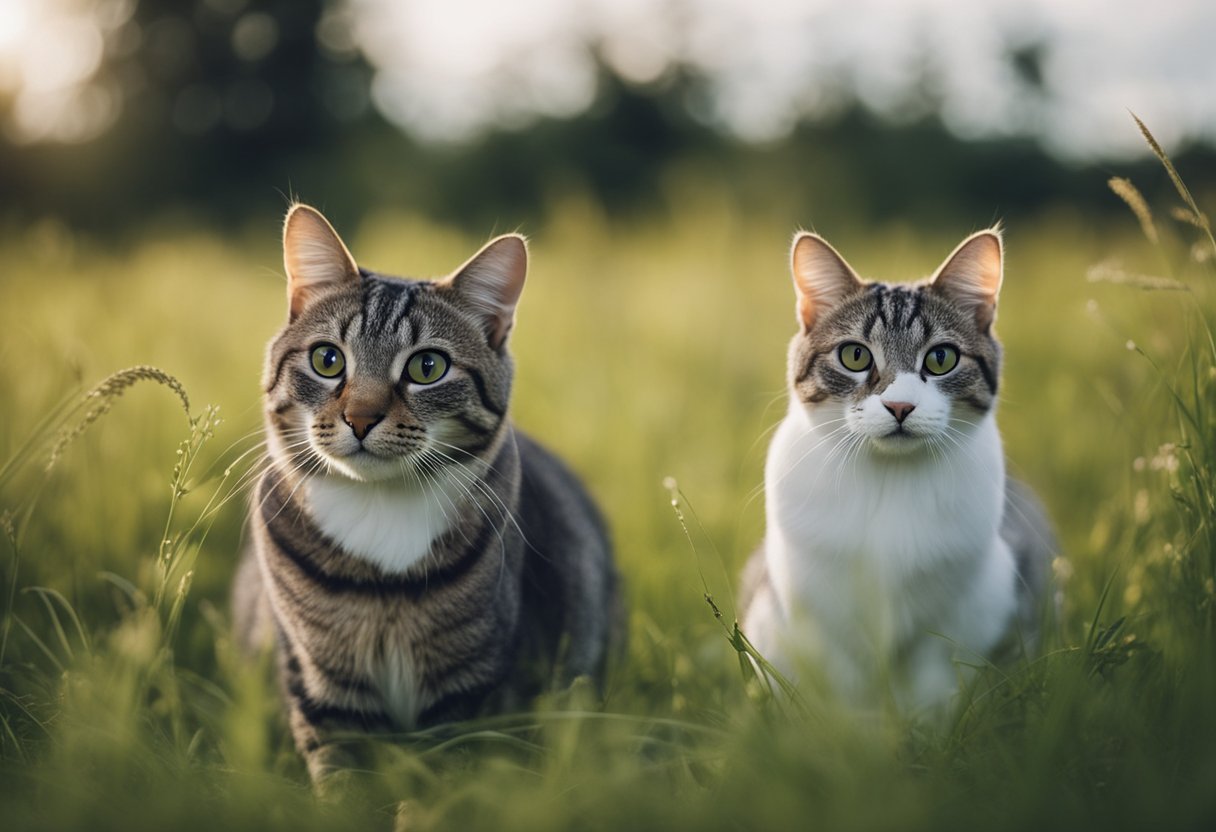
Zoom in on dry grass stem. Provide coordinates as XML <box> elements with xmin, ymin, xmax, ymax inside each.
<box><xmin>1086</xmin><ymin>261</ymin><xmax>1189</xmax><ymax>292</ymax></box>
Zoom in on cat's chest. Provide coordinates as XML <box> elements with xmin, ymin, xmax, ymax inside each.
<box><xmin>766</xmin><ymin>416</ymin><xmax>1005</xmax><ymax>574</ymax></box>
<box><xmin>364</xmin><ymin>630</ymin><xmax>422</xmax><ymax>727</ymax></box>
<box><xmin>305</xmin><ymin>475</ymin><xmax>461</xmax><ymax>574</ymax></box>
<box><xmin>297</xmin><ymin>612</ymin><xmax>421</xmax><ymax>727</ymax></box>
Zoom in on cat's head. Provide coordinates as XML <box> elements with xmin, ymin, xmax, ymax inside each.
<box><xmin>786</xmin><ymin>229</ymin><xmax>1004</xmax><ymax>455</ymax></box>
<box><xmin>263</xmin><ymin>204</ymin><xmax>525</xmax><ymax>483</ymax></box>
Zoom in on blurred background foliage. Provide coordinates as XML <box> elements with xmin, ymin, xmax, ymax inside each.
<box><xmin>2</xmin><ymin>0</ymin><xmax>1214</xmax><ymax>236</ymax></box>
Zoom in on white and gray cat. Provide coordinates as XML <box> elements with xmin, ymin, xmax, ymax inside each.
<box><xmin>740</xmin><ymin>229</ymin><xmax>1054</xmax><ymax>711</ymax></box>
<box><xmin>232</xmin><ymin>205</ymin><xmax>620</xmax><ymax>783</ymax></box>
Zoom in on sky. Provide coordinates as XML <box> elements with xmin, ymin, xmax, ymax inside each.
<box><xmin>1</xmin><ymin>0</ymin><xmax>1214</xmax><ymax>159</ymax></box>
<box><xmin>347</xmin><ymin>0</ymin><xmax>1216</xmax><ymax>159</ymax></box>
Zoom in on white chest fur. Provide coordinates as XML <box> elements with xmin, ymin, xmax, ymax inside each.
<box><xmin>305</xmin><ymin>475</ymin><xmax>459</xmax><ymax>575</ymax></box>
<box><xmin>756</xmin><ymin>405</ymin><xmax>1017</xmax><ymax>707</ymax></box>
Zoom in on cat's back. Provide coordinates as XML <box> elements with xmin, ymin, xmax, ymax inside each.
<box><xmin>1002</xmin><ymin>476</ymin><xmax>1056</xmax><ymax>636</ymax></box>
<box><xmin>512</xmin><ymin>429</ymin><xmax>620</xmax><ymax>680</ymax></box>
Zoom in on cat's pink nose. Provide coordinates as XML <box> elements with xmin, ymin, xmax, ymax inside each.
<box><xmin>883</xmin><ymin>401</ymin><xmax>916</xmax><ymax>423</ymax></box>
<box><xmin>343</xmin><ymin>411</ymin><xmax>384</xmax><ymax>441</ymax></box>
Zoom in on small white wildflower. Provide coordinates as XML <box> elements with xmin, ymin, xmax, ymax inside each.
<box><xmin>1052</xmin><ymin>556</ymin><xmax>1074</xmax><ymax>582</ymax></box>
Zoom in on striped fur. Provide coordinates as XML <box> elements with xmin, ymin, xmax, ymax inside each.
<box><xmin>741</xmin><ymin>229</ymin><xmax>1055</xmax><ymax>712</ymax></box>
<box><xmin>232</xmin><ymin>206</ymin><xmax>619</xmax><ymax>783</ymax></box>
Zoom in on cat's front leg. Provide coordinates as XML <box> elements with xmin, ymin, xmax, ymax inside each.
<box><xmin>894</xmin><ymin>637</ymin><xmax>961</xmax><ymax>714</ymax></box>
<box><xmin>278</xmin><ymin>646</ymin><xmax>385</xmax><ymax>791</ymax></box>
<box><xmin>285</xmin><ymin>696</ymin><xmax>353</xmax><ymax>788</ymax></box>
<box><xmin>740</xmin><ymin>577</ymin><xmax>785</xmax><ymax>673</ymax></box>
<box><xmin>763</xmin><ymin>608</ymin><xmax>876</xmax><ymax>706</ymax></box>
<box><xmin>285</xmin><ymin>685</ymin><xmax>393</xmax><ymax>800</ymax></box>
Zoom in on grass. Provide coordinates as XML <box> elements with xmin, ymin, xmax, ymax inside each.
<box><xmin>1</xmin><ymin>121</ymin><xmax>1214</xmax><ymax>830</ymax></box>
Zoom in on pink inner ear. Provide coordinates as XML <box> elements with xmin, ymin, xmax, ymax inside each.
<box><xmin>798</xmin><ymin>295</ymin><xmax>818</xmax><ymax>331</ymax></box>
<box><xmin>932</xmin><ymin>232</ymin><xmax>1003</xmax><ymax>329</ymax></box>
<box><xmin>282</xmin><ymin>206</ymin><xmax>360</xmax><ymax>319</ymax></box>
<box><xmin>790</xmin><ymin>233</ymin><xmax>863</xmax><ymax>331</ymax></box>
<box><xmin>448</xmin><ymin>235</ymin><xmax>528</xmax><ymax>348</ymax></box>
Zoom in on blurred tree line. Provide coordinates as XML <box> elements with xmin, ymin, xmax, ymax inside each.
<box><xmin>2</xmin><ymin>0</ymin><xmax>1213</xmax><ymax>239</ymax></box>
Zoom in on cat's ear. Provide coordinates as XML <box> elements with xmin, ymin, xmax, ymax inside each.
<box><xmin>929</xmin><ymin>229</ymin><xmax>1003</xmax><ymax>331</ymax></box>
<box><xmin>444</xmin><ymin>234</ymin><xmax>528</xmax><ymax>349</ymax></box>
<box><xmin>790</xmin><ymin>232</ymin><xmax>864</xmax><ymax>332</ymax></box>
<box><xmin>283</xmin><ymin>204</ymin><xmax>360</xmax><ymax>320</ymax></box>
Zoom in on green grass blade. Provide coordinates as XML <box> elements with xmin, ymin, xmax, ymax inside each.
<box><xmin>11</xmin><ymin>615</ymin><xmax>65</xmax><ymax>673</ymax></box>
<box><xmin>22</xmin><ymin>587</ymin><xmax>90</xmax><ymax>655</ymax></box>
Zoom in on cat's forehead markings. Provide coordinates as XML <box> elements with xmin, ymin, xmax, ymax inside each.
<box><xmin>886</xmin><ymin>288</ymin><xmax>908</xmax><ymax>329</ymax></box>
<box><xmin>862</xmin><ymin>287</ymin><xmax>887</xmax><ymax>340</ymax></box>
<box><xmin>339</xmin><ymin>309</ymin><xmax>360</xmax><ymax>343</ymax></box>
<box><xmin>903</xmin><ymin>290</ymin><xmax>924</xmax><ymax>330</ymax></box>
<box><xmin>386</xmin><ymin>282</ymin><xmax>422</xmax><ymax>336</ymax></box>
<box><xmin>360</xmin><ymin>277</ymin><xmax>414</xmax><ymax>337</ymax></box>
<box><xmin>860</xmin><ymin>284</ymin><xmax>924</xmax><ymax>339</ymax></box>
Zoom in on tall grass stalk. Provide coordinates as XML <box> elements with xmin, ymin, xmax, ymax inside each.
<box><xmin>0</xmin><ymin>368</ymin><xmax>228</xmax><ymax>778</ymax></box>
<box><xmin>1106</xmin><ymin>117</ymin><xmax>1216</xmax><ymax>638</ymax></box>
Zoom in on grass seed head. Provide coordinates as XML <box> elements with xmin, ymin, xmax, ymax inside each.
<box><xmin>1108</xmin><ymin>177</ymin><xmax>1158</xmax><ymax>244</ymax></box>
<box><xmin>46</xmin><ymin>366</ymin><xmax>191</xmax><ymax>472</ymax></box>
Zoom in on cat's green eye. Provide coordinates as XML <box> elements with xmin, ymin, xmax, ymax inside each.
<box><xmin>923</xmin><ymin>344</ymin><xmax>960</xmax><ymax>376</ymax></box>
<box><xmin>406</xmin><ymin>350</ymin><xmax>450</xmax><ymax>385</ymax></box>
<box><xmin>838</xmin><ymin>342</ymin><xmax>873</xmax><ymax>372</ymax></box>
<box><xmin>310</xmin><ymin>344</ymin><xmax>346</xmax><ymax>378</ymax></box>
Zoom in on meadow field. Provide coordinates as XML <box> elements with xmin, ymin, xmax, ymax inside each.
<box><xmin>1</xmin><ymin>148</ymin><xmax>1214</xmax><ymax>830</ymax></box>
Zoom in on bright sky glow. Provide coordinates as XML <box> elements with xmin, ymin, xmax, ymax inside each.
<box><xmin>346</xmin><ymin>0</ymin><xmax>1216</xmax><ymax>159</ymax></box>
<box><xmin>0</xmin><ymin>0</ymin><xmax>1213</xmax><ymax>157</ymax></box>
<box><xmin>0</xmin><ymin>0</ymin><xmax>127</xmax><ymax>143</ymax></box>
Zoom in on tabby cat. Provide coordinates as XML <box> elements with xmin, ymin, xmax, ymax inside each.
<box><xmin>740</xmin><ymin>228</ymin><xmax>1054</xmax><ymax>711</ymax></box>
<box><xmin>232</xmin><ymin>205</ymin><xmax>619</xmax><ymax>782</ymax></box>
